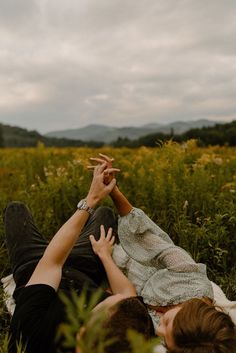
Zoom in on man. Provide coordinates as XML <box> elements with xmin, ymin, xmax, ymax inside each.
<box><xmin>5</xmin><ymin>162</ymin><xmax>154</xmax><ymax>353</ymax></box>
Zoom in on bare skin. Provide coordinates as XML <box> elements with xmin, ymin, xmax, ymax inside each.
<box><xmin>26</xmin><ymin>160</ymin><xmax>136</xmax><ymax>324</ymax></box>
<box><xmin>156</xmin><ymin>306</ymin><xmax>182</xmax><ymax>349</ymax></box>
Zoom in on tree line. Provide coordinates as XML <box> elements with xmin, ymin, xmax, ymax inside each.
<box><xmin>111</xmin><ymin>121</ymin><xmax>236</xmax><ymax>147</ymax></box>
<box><xmin>0</xmin><ymin>120</ymin><xmax>235</xmax><ymax>148</ymax></box>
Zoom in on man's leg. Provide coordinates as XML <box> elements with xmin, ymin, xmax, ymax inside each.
<box><xmin>4</xmin><ymin>201</ymin><xmax>48</xmax><ymax>290</ymax></box>
<box><xmin>4</xmin><ymin>203</ymin><xmax>117</xmax><ymax>293</ymax></box>
<box><xmin>65</xmin><ymin>206</ymin><xmax>118</xmax><ymax>285</ymax></box>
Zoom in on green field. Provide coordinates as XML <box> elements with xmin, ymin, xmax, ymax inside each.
<box><xmin>1</xmin><ymin>141</ymin><xmax>236</xmax><ymax>351</ymax></box>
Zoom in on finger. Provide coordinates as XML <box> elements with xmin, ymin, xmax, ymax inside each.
<box><xmin>89</xmin><ymin>234</ymin><xmax>96</xmax><ymax>246</ymax></box>
<box><xmin>87</xmin><ymin>165</ymin><xmax>96</xmax><ymax>170</ymax></box>
<box><xmin>89</xmin><ymin>158</ymin><xmax>105</xmax><ymax>164</ymax></box>
<box><xmin>98</xmin><ymin>153</ymin><xmax>115</xmax><ymax>163</ymax></box>
<box><xmin>100</xmin><ymin>224</ymin><xmax>106</xmax><ymax>239</ymax></box>
<box><xmin>94</xmin><ymin>162</ymin><xmax>107</xmax><ymax>175</ymax></box>
<box><xmin>97</xmin><ymin>162</ymin><xmax>108</xmax><ymax>174</ymax></box>
<box><xmin>104</xmin><ymin>168</ymin><xmax>120</xmax><ymax>174</ymax></box>
<box><xmin>105</xmin><ymin>178</ymin><xmax>117</xmax><ymax>193</ymax></box>
<box><xmin>106</xmin><ymin>227</ymin><xmax>113</xmax><ymax>241</ymax></box>
<box><xmin>109</xmin><ymin>236</ymin><xmax>115</xmax><ymax>246</ymax></box>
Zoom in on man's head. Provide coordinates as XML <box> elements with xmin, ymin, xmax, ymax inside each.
<box><xmin>102</xmin><ymin>296</ymin><xmax>155</xmax><ymax>353</ymax></box>
<box><xmin>157</xmin><ymin>298</ymin><xmax>236</xmax><ymax>353</ymax></box>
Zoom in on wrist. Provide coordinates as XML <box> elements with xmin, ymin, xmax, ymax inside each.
<box><xmin>110</xmin><ymin>185</ymin><xmax>120</xmax><ymax>198</ymax></box>
<box><xmin>98</xmin><ymin>252</ymin><xmax>112</xmax><ymax>262</ymax></box>
<box><xmin>86</xmin><ymin>194</ymin><xmax>99</xmax><ymax>208</ymax></box>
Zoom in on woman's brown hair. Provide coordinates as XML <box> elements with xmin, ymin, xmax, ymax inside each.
<box><xmin>168</xmin><ymin>298</ymin><xmax>236</xmax><ymax>353</ymax></box>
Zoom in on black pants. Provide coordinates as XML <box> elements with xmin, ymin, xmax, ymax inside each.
<box><xmin>4</xmin><ymin>202</ymin><xmax>117</xmax><ymax>297</ymax></box>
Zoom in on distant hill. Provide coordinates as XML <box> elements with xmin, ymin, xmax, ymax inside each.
<box><xmin>0</xmin><ymin>123</ymin><xmax>102</xmax><ymax>147</ymax></box>
<box><xmin>45</xmin><ymin>119</ymin><xmax>220</xmax><ymax>143</ymax></box>
<box><xmin>112</xmin><ymin>120</ymin><xmax>236</xmax><ymax>147</ymax></box>
<box><xmin>0</xmin><ymin>119</ymin><xmax>231</xmax><ymax>148</ymax></box>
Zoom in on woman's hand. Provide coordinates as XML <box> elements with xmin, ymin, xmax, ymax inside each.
<box><xmin>88</xmin><ymin>153</ymin><xmax>117</xmax><ymax>185</ymax></box>
<box><xmin>86</xmin><ymin>162</ymin><xmax>119</xmax><ymax>207</ymax></box>
<box><xmin>89</xmin><ymin>225</ymin><xmax>115</xmax><ymax>258</ymax></box>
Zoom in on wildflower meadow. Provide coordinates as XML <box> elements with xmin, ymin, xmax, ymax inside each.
<box><xmin>0</xmin><ymin>141</ymin><xmax>236</xmax><ymax>352</ymax></box>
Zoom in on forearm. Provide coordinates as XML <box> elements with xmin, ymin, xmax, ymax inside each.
<box><xmin>43</xmin><ymin>194</ymin><xmax>98</xmax><ymax>266</ymax></box>
<box><xmin>27</xmin><ymin>208</ymin><xmax>92</xmax><ymax>288</ymax></box>
<box><xmin>43</xmin><ymin>209</ymin><xmax>90</xmax><ymax>266</ymax></box>
<box><xmin>110</xmin><ymin>185</ymin><xmax>132</xmax><ymax>216</ymax></box>
<box><xmin>99</xmin><ymin>253</ymin><xmax>136</xmax><ymax>296</ymax></box>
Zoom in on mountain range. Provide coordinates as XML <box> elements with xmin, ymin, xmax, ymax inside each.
<box><xmin>45</xmin><ymin>119</ymin><xmax>221</xmax><ymax>143</ymax></box>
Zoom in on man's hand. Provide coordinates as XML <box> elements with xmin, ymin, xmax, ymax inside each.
<box><xmin>90</xmin><ymin>224</ymin><xmax>136</xmax><ymax>297</ymax></box>
<box><xmin>86</xmin><ymin>162</ymin><xmax>119</xmax><ymax>207</ymax></box>
<box><xmin>89</xmin><ymin>225</ymin><xmax>115</xmax><ymax>258</ymax></box>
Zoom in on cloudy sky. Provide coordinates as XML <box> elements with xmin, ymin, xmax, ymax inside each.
<box><xmin>0</xmin><ymin>0</ymin><xmax>235</xmax><ymax>133</ymax></box>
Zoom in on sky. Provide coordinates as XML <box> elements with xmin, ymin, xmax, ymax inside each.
<box><xmin>0</xmin><ymin>0</ymin><xmax>235</xmax><ymax>134</ymax></box>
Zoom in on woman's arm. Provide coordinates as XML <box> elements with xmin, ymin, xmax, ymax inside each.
<box><xmin>89</xmin><ymin>155</ymin><xmax>199</xmax><ymax>273</ymax></box>
<box><xmin>26</xmin><ymin>162</ymin><xmax>118</xmax><ymax>290</ymax></box>
<box><xmin>90</xmin><ymin>225</ymin><xmax>136</xmax><ymax>297</ymax></box>
<box><xmin>110</xmin><ymin>185</ymin><xmax>132</xmax><ymax>216</ymax></box>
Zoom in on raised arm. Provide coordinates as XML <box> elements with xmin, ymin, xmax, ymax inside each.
<box><xmin>26</xmin><ymin>163</ymin><xmax>117</xmax><ymax>290</ymax></box>
<box><xmin>110</xmin><ymin>185</ymin><xmax>132</xmax><ymax>216</ymax></box>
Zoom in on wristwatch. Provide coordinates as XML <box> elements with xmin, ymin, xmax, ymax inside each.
<box><xmin>77</xmin><ymin>199</ymin><xmax>95</xmax><ymax>215</ymax></box>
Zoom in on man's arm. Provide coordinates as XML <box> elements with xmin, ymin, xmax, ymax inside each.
<box><xmin>26</xmin><ymin>163</ymin><xmax>118</xmax><ymax>290</ymax></box>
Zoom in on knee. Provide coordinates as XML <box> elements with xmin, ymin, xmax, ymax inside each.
<box><xmin>94</xmin><ymin>206</ymin><xmax>114</xmax><ymax>220</ymax></box>
<box><xmin>4</xmin><ymin>201</ymin><xmax>28</xmax><ymax>216</ymax></box>
<box><xmin>93</xmin><ymin>206</ymin><xmax>117</xmax><ymax>230</ymax></box>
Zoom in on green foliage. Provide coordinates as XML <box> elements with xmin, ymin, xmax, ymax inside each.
<box><xmin>0</xmin><ymin>334</ymin><xmax>26</xmax><ymax>353</ymax></box>
<box><xmin>0</xmin><ymin>125</ymin><xmax>4</xmax><ymax>148</ymax></box>
<box><xmin>128</xmin><ymin>330</ymin><xmax>160</xmax><ymax>353</ymax></box>
<box><xmin>57</xmin><ymin>289</ymin><xmax>160</xmax><ymax>353</ymax></box>
<box><xmin>57</xmin><ymin>288</ymin><xmax>107</xmax><ymax>351</ymax></box>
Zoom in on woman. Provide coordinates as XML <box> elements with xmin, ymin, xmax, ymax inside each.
<box><xmin>89</xmin><ymin>154</ymin><xmax>236</xmax><ymax>353</ymax></box>
<box><xmin>5</xmin><ymin>162</ymin><xmax>154</xmax><ymax>353</ymax></box>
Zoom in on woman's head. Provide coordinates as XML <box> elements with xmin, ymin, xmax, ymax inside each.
<box><xmin>157</xmin><ymin>298</ymin><xmax>236</xmax><ymax>353</ymax></box>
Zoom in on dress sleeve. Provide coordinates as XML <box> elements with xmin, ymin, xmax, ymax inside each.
<box><xmin>118</xmin><ymin>208</ymin><xmax>200</xmax><ymax>272</ymax></box>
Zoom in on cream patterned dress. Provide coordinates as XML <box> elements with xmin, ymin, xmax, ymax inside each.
<box><xmin>112</xmin><ymin>208</ymin><xmax>214</xmax><ymax>329</ymax></box>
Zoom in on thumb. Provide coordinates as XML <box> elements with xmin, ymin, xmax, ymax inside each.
<box><xmin>105</xmin><ymin>178</ymin><xmax>117</xmax><ymax>193</ymax></box>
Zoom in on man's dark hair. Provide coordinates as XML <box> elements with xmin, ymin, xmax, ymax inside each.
<box><xmin>103</xmin><ymin>297</ymin><xmax>155</xmax><ymax>353</ymax></box>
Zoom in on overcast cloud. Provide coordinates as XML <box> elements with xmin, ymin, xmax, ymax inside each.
<box><xmin>0</xmin><ymin>0</ymin><xmax>235</xmax><ymax>133</ymax></box>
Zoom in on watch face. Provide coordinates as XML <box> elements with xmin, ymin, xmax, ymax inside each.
<box><xmin>77</xmin><ymin>199</ymin><xmax>86</xmax><ymax>209</ymax></box>
<box><xmin>77</xmin><ymin>199</ymin><xmax>94</xmax><ymax>214</ymax></box>
<box><xmin>77</xmin><ymin>201</ymin><xmax>82</xmax><ymax>208</ymax></box>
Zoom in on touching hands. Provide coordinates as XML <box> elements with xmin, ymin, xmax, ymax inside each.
<box><xmin>88</xmin><ymin>153</ymin><xmax>117</xmax><ymax>185</ymax></box>
<box><xmin>86</xmin><ymin>162</ymin><xmax>119</xmax><ymax>207</ymax></box>
<box><xmin>90</xmin><ymin>225</ymin><xmax>115</xmax><ymax>258</ymax></box>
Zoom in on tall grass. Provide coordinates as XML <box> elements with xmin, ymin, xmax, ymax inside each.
<box><xmin>0</xmin><ymin>141</ymin><xmax>236</xmax><ymax>351</ymax></box>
